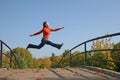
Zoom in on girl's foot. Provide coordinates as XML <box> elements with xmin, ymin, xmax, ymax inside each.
<box><xmin>59</xmin><ymin>43</ymin><xmax>63</xmax><ymax>49</ymax></box>
<box><xmin>26</xmin><ymin>44</ymin><xmax>30</xmax><ymax>50</ymax></box>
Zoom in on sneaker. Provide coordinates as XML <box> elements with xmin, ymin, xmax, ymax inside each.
<box><xmin>58</xmin><ymin>43</ymin><xmax>63</xmax><ymax>49</ymax></box>
<box><xmin>26</xmin><ymin>44</ymin><xmax>29</xmax><ymax>50</ymax></box>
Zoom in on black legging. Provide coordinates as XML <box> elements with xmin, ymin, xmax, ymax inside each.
<box><xmin>27</xmin><ymin>38</ymin><xmax>61</xmax><ymax>49</ymax></box>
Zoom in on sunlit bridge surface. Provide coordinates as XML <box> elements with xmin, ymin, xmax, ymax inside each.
<box><xmin>0</xmin><ymin>67</ymin><xmax>119</xmax><ymax>80</ymax></box>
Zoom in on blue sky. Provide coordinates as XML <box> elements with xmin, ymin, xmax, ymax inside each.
<box><xmin>0</xmin><ymin>0</ymin><xmax>120</xmax><ymax>58</ymax></box>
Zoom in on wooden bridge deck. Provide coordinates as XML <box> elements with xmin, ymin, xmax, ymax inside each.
<box><xmin>0</xmin><ymin>67</ymin><xmax>119</xmax><ymax>80</ymax></box>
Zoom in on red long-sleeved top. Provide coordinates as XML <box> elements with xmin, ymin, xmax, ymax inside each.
<box><xmin>31</xmin><ymin>27</ymin><xmax>63</xmax><ymax>39</ymax></box>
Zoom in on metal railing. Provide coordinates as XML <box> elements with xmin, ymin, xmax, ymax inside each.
<box><xmin>0</xmin><ymin>40</ymin><xmax>31</xmax><ymax>69</ymax></box>
<box><xmin>59</xmin><ymin>32</ymin><xmax>120</xmax><ymax>67</ymax></box>
<box><xmin>0</xmin><ymin>40</ymin><xmax>13</xmax><ymax>68</ymax></box>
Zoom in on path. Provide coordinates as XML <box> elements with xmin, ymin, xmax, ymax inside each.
<box><xmin>0</xmin><ymin>67</ymin><xmax>119</xmax><ymax>80</ymax></box>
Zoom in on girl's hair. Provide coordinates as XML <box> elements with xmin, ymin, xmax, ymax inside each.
<box><xmin>43</xmin><ymin>21</ymin><xmax>47</xmax><ymax>28</ymax></box>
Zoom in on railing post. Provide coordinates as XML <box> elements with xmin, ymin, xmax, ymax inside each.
<box><xmin>0</xmin><ymin>41</ymin><xmax>3</xmax><ymax>68</ymax></box>
<box><xmin>10</xmin><ymin>51</ymin><xmax>12</xmax><ymax>68</ymax></box>
<box><xmin>84</xmin><ymin>42</ymin><xmax>87</xmax><ymax>65</ymax></box>
<box><xmin>69</xmin><ymin>51</ymin><xmax>72</xmax><ymax>67</ymax></box>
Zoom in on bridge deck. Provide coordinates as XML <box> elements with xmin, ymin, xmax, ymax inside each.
<box><xmin>0</xmin><ymin>67</ymin><xmax>119</xmax><ymax>80</ymax></box>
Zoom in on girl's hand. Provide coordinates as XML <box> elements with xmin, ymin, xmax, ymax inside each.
<box><xmin>29</xmin><ymin>35</ymin><xmax>33</xmax><ymax>37</ymax></box>
<box><xmin>61</xmin><ymin>27</ymin><xmax>64</xmax><ymax>29</ymax></box>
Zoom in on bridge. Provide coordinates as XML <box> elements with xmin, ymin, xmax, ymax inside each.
<box><xmin>0</xmin><ymin>67</ymin><xmax>120</xmax><ymax>80</ymax></box>
<box><xmin>0</xmin><ymin>32</ymin><xmax>120</xmax><ymax>80</ymax></box>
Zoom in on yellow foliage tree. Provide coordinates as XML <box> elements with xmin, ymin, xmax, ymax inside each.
<box><xmin>92</xmin><ymin>36</ymin><xmax>116</xmax><ymax>70</ymax></box>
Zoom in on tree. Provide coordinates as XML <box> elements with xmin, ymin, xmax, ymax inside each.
<box><xmin>54</xmin><ymin>56</ymin><xmax>62</xmax><ymax>67</ymax></box>
<box><xmin>12</xmin><ymin>47</ymin><xmax>33</xmax><ymax>69</ymax></box>
<box><xmin>32</xmin><ymin>58</ymin><xmax>39</xmax><ymax>68</ymax></box>
<box><xmin>51</xmin><ymin>53</ymin><xmax>56</xmax><ymax>68</ymax></box>
<box><xmin>91</xmin><ymin>37</ymin><xmax>116</xmax><ymax>70</ymax></box>
<box><xmin>71</xmin><ymin>51</ymin><xmax>84</xmax><ymax>66</ymax></box>
<box><xmin>50</xmin><ymin>53</ymin><xmax>63</xmax><ymax>68</ymax></box>
<box><xmin>42</xmin><ymin>57</ymin><xmax>51</xmax><ymax>68</ymax></box>
<box><xmin>2</xmin><ymin>55</ymin><xmax>10</xmax><ymax>68</ymax></box>
<box><xmin>37</xmin><ymin>58</ymin><xmax>44</xmax><ymax>68</ymax></box>
<box><xmin>111</xmin><ymin>42</ymin><xmax>120</xmax><ymax>71</ymax></box>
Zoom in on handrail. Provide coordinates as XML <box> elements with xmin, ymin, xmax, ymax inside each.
<box><xmin>70</xmin><ymin>32</ymin><xmax>120</xmax><ymax>52</ymax></box>
<box><xmin>59</xmin><ymin>32</ymin><xmax>120</xmax><ymax>67</ymax></box>
<box><xmin>0</xmin><ymin>40</ymin><xmax>12</xmax><ymax>51</ymax></box>
<box><xmin>0</xmin><ymin>40</ymin><xmax>12</xmax><ymax>68</ymax></box>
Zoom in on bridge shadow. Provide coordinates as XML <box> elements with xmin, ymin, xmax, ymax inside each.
<box><xmin>0</xmin><ymin>68</ymin><xmax>119</xmax><ymax>80</ymax></box>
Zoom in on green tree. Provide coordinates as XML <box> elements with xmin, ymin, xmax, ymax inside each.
<box><xmin>2</xmin><ymin>50</ymin><xmax>11</xmax><ymax>68</ymax></box>
<box><xmin>51</xmin><ymin>53</ymin><xmax>56</xmax><ymax>68</ymax></box>
<box><xmin>50</xmin><ymin>53</ymin><xmax>63</xmax><ymax>68</ymax></box>
<box><xmin>91</xmin><ymin>39</ymin><xmax>106</xmax><ymax>67</ymax></box>
<box><xmin>32</xmin><ymin>58</ymin><xmax>39</xmax><ymax>68</ymax></box>
<box><xmin>60</xmin><ymin>50</ymin><xmax>70</xmax><ymax>67</ymax></box>
<box><xmin>111</xmin><ymin>42</ymin><xmax>120</xmax><ymax>71</ymax></box>
<box><xmin>54</xmin><ymin>56</ymin><xmax>62</xmax><ymax>67</ymax></box>
<box><xmin>42</xmin><ymin>57</ymin><xmax>51</xmax><ymax>68</ymax></box>
<box><xmin>37</xmin><ymin>58</ymin><xmax>44</xmax><ymax>68</ymax></box>
<box><xmin>71</xmin><ymin>51</ymin><xmax>84</xmax><ymax>66</ymax></box>
<box><xmin>12</xmin><ymin>47</ymin><xmax>33</xmax><ymax>69</ymax></box>
<box><xmin>2</xmin><ymin>55</ymin><xmax>10</xmax><ymax>68</ymax></box>
<box><xmin>91</xmin><ymin>37</ymin><xmax>116</xmax><ymax>70</ymax></box>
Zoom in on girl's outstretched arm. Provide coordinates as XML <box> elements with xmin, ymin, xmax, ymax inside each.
<box><xmin>29</xmin><ymin>29</ymin><xmax>43</xmax><ymax>37</ymax></box>
<box><xmin>51</xmin><ymin>27</ymin><xmax>64</xmax><ymax>31</ymax></box>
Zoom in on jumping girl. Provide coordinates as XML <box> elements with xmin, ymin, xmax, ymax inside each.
<box><xmin>26</xmin><ymin>21</ymin><xmax>64</xmax><ymax>50</ymax></box>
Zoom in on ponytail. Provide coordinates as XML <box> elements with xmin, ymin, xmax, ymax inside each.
<box><xmin>43</xmin><ymin>21</ymin><xmax>47</xmax><ymax>28</ymax></box>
